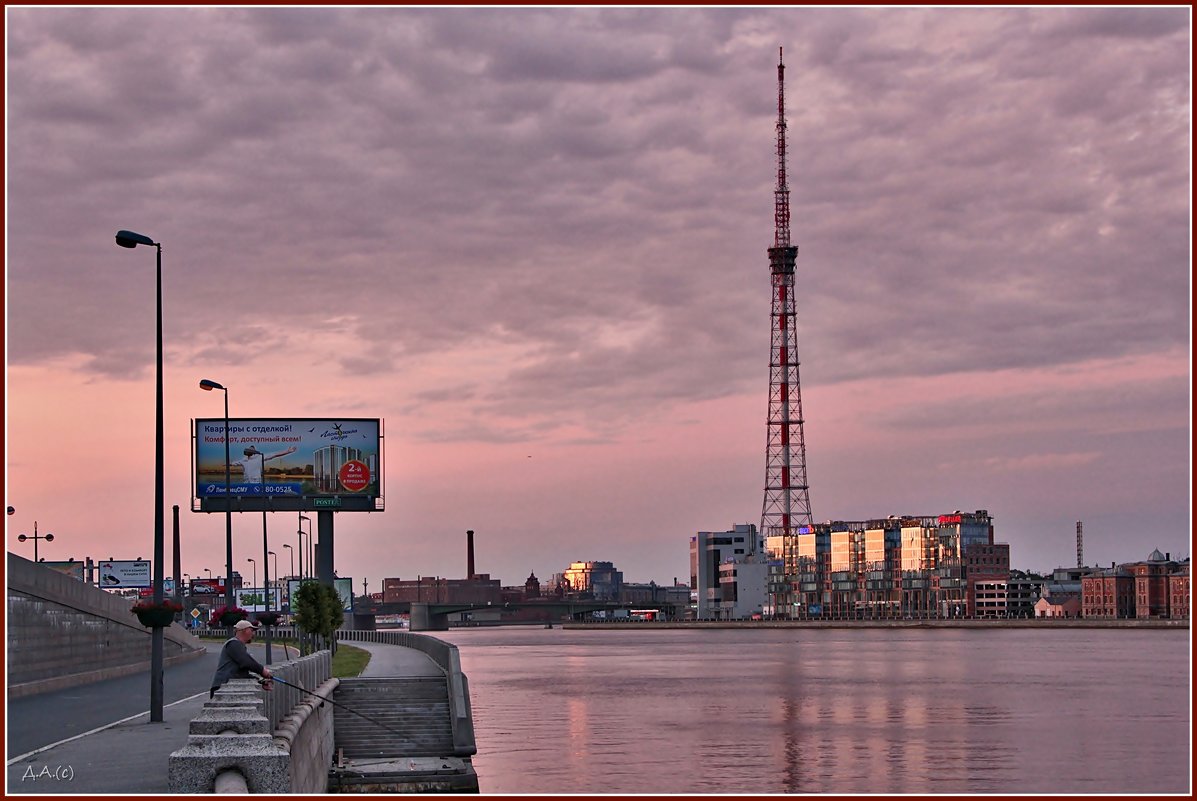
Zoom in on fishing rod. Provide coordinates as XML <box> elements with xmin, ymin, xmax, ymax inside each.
<box><xmin>249</xmin><ymin>671</ymin><xmax>410</xmax><ymax>740</ymax></box>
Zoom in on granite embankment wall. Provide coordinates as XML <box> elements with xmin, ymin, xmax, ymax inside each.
<box><xmin>7</xmin><ymin>553</ymin><xmax>204</xmax><ymax>697</ymax></box>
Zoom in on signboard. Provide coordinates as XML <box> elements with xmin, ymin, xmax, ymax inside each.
<box><xmin>97</xmin><ymin>560</ymin><xmax>151</xmax><ymax>589</ymax></box>
<box><xmin>287</xmin><ymin>578</ymin><xmax>355</xmax><ymax>612</ymax></box>
<box><xmin>189</xmin><ymin>578</ymin><xmax>227</xmax><ymax>595</ymax></box>
<box><xmin>192</xmin><ymin>418</ymin><xmax>383</xmax><ymax>513</ymax></box>
<box><xmin>137</xmin><ymin>579</ymin><xmax>177</xmax><ymax>597</ymax></box>
<box><xmin>43</xmin><ymin>561</ymin><xmax>85</xmax><ymax>580</ymax></box>
<box><xmin>236</xmin><ymin>588</ymin><xmax>281</xmax><ymax>613</ymax></box>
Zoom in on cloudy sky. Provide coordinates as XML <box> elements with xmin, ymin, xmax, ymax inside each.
<box><xmin>5</xmin><ymin>7</ymin><xmax>1191</xmax><ymax>592</ymax></box>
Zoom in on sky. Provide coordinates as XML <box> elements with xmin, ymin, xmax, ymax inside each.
<box><xmin>5</xmin><ymin>7</ymin><xmax>1191</xmax><ymax>593</ymax></box>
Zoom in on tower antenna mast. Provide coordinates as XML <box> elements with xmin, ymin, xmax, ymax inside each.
<box><xmin>761</xmin><ymin>46</ymin><xmax>814</xmax><ymax>618</ymax></box>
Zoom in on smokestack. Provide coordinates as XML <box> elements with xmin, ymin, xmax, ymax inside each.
<box><xmin>1076</xmin><ymin>521</ymin><xmax>1083</xmax><ymax>568</ymax></box>
<box><xmin>467</xmin><ymin>530</ymin><xmax>475</xmax><ymax>580</ymax></box>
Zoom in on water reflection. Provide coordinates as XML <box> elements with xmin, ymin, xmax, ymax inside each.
<box><xmin>434</xmin><ymin>627</ymin><xmax>1189</xmax><ymax>795</ymax></box>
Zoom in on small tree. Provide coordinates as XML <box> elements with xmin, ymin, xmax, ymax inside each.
<box><xmin>293</xmin><ymin>580</ymin><xmax>343</xmax><ymax>654</ymax></box>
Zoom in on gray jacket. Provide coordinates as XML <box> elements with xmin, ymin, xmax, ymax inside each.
<box><xmin>210</xmin><ymin>637</ymin><xmax>266</xmax><ymax>691</ymax></box>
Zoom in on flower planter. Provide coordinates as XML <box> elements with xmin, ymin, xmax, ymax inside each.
<box><xmin>254</xmin><ymin>613</ymin><xmax>280</xmax><ymax>627</ymax></box>
<box><xmin>135</xmin><ymin>608</ymin><xmax>178</xmax><ymax>628</ymax></box>
<box><xmin>219</xmin><ymin>613</ymin><xmax>248</xmax><ymax>627</ymax></box>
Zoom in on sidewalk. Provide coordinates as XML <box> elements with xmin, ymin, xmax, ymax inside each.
<box><xmin>4</xmin><ymin>639</ymin><xmax>433</xmax><ymax>795</ymax></box>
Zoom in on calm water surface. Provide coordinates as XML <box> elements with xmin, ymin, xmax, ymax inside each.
<box><xmin>432</xmin><ymin>626</ymin><xmax>1190</xmax><ymax>794</ymax></box>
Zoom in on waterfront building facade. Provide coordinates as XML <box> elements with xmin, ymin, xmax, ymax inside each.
<box><xmin>717</xmin><ymin>557</ymin><xmax>770</xmax><ymax>619</ymax></box>
<box><xmin>1082</xmin><ymin>551</ymin><xmax>1190</xmax><ymax>619</ymax></box>
<box><xmin>691</xmin><ymin>524</ymin><xmax>760</xmax><ymax>619</ymax></box>
<box><xmin>382</xmin><ymin>574</ymin><xmax>502</xmax><ymax>605</ymax></box>
<box><xmin>754</xmin><ymin>509</ymin><xmax>1003</xmax><ymax>618</ymax></box>
<box><xmin>1035</xmin><ymin>594</ymin><xmax>1081</xmax><ymax>618</ymax></box>
<box><xmin>559</xmin><ymin>561</ymin><xmax>623</xmax><ymax>601</ymax></box>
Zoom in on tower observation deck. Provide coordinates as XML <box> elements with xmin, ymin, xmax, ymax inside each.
<box><xmin>760</xmin><ymin>48</ymin><xmax>813</xmax><ymax>617</ymax></box>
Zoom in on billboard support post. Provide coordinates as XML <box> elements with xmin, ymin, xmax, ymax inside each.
<box><xmin>317</xmin><ymin>510</ymin><xmax>334</xmax><ymax>587</ymax></box>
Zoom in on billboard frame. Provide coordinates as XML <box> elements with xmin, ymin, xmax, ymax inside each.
<box><xmin>191</xmin><ymin>417</ymin><xmax>384</xmax><ymax>514</ymax></box>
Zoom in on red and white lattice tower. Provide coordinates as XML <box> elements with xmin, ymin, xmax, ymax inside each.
<box><xmin>761</xmin><ymin>47</ymin><xmax>813</xmax><ymax>612</ymax></box>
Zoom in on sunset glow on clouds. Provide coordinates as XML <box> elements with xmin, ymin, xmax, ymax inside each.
<box><xmin>5</xmin><ymin>7</ymin><xmax>1190</xmax><ymax>587</ymax></box>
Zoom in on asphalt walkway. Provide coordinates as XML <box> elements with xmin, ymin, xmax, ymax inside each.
<box><xmin>5</xmin><ymin>638</ymin><xmax>439</xmax><ymax>795</ymax></box>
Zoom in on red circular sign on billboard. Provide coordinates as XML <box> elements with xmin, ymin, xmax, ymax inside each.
<box><xmin>338</xmin><ymin>460</ymin><xmax>371</xmax><ymax>492</ymax></box>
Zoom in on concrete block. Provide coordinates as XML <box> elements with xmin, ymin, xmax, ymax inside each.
<box><xmin>168</xmin><ymin>734</ymin><xmax>290</xmax><ymax>794</ymax></box>
<box><xmin>190</xmin><ymin>707</ymin><xmax>272</xmax><ymax>735</ymax></box>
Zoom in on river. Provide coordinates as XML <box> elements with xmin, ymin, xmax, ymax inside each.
<box><xmin>430</xmin><ymin>625</ymin><xmax>1190</xmax><ymax>794</ymax></box>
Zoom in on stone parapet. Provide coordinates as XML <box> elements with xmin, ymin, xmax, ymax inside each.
<box><xmin>168</xmin><ymin>680</ymin><xmax>289</xmax><ymax>793</ymax></box>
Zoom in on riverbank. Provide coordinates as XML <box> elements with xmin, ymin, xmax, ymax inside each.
<box><xmin>562</xmin><ymin>618</ymin><xmax>1188</xmax><ymax>630</ymax></box>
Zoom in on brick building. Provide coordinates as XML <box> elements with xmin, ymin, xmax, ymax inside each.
<box><xmin>1081</xmin><ymin>550</ymin><xmax>1189</xmax><ymax>619</ymax></box>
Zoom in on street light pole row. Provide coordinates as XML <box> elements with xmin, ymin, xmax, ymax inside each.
<box><xmin>199</xmin><ymin>378</ymin><xmax>234</xmax><ymax>614</ymax></box>
<box><xmin>115</xmin><ymin>229</ymin><xmax>165</xmax><ymax>724</ymax></box>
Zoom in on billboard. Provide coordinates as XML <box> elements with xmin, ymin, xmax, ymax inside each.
<box><xmin>137</xmin><ymin>579</ymin><xmax>177</xmax><ymax>597</ymax></box>
<box><xmin>288</xmin><ymin>578</ymin><xmax>355</xmax><ymax>612</ymax></box>
<box><xmin>236</xmin><ymin>588</ymin><xmax>281</xmax><ymax>613</ymax></box>
<box><xmin>193</xmin><ymin>418</ymin><xmax>383</xmax><ymax>513</ymax></box>
<box><xmin>97</xmin><ymin>560</ymin><xmax>151</xmax><ymax>588</ymax></box>
<box><xmin>189</xmin><ymin>578</ymin><xmax>227</xmax><ymax>596</ymax></box>
<box><xmin>43</xmin><ymin>561</ymin><xmax>85</xmax><ymax>580</ymax></box>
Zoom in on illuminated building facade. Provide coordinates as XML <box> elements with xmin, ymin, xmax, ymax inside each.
<box><xmin>754</xmin><ymin>509</ymin><xmax>1003</xmax><ymax>618</ymax></box>
<box><xmin>561</xmin><ymin>561</ymin><xmax>623</xmax><ymax>601</ymax></box>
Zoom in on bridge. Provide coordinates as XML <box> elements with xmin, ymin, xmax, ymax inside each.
<box><xmin>356</xmin><ymin>599</ymin><xmax>687</xmax><ymax>631</ymax></box>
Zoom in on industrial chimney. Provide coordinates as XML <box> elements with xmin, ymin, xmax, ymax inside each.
<box><xmin>467</xmin><ymin>529</ymin><xmax>476</xmax><ymax>581</ymax></box>
<box><xmin>1076</xmin><ymin>521</ymin><xmax>1083</xmax><ymax>568</ymax></box>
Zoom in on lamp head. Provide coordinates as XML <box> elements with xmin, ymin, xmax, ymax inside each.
<box><xmin>45</xmin><ymin>533</ymin><xmax>54</xmax><ymax>542</ymax></box>
<box><xmin>115</xmin><ymin>230</ymin><xmax>156</xmax><ymax>248</ymax></box>
<box><xmin>199</xmin><ymin>379</ymin><xmax>225</xmax><ymax>391</ymax></box>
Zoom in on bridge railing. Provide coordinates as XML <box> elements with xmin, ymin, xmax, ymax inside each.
<box><xmin>335</xmin><ymin>629</ymin><xmax>476</xmax><ymax>757</ymax></box>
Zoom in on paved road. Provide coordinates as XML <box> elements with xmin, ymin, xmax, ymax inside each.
<box><xmin>5</xmin><ymin>640</ymin><xmax>299</xmax><ymax>795</ymax></box>
<box><xmin>4</xmin><ymin>639</ymin><xmax>440</xmax><ymax>795</ymax></box>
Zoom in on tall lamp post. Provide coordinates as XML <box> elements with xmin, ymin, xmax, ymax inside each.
<box><xmin>247</xmin><ymin>557</ymin><xmax>256</xmax><ymax>595</ymax></box>
<box><xmin>281</xmin><ymin>544</ymin><xmax>295</xmax><ymax>612</ymax></box>
<box><xmin>282</xmin><ymin>543</ymin><xmax>295</xmax><ymax>583</ymax></box>
<box><xmin>199</xmin><ymin>379</ymin><xmax>234</xmax><ymax>614</ymax></box>
<box><xmin>205</xmin><ymin>568</ymin><xmax>213</xmax><ymax>580</ymax></box>
<box><xmin>17</xmin><ymin>521</ymin><xmax>54</xmax><ymax>562</ymax></box>
<box><xmin>115</xmin><ymin>228</ymin><xmax>166</xmax><ymax>724</ymax></box>
<box><xmin>299</xmin><ymin>514</ymin><xmax>313</xmax><ymax>581</ymax></box>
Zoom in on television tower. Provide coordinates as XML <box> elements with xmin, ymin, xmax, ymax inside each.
<box><xmin>760</xmin><ymin>47</ymin><xmax>813</xmax><ymax>615</ymax></box>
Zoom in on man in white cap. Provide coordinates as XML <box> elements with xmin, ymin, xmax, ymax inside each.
<box><xmin>210</xmin><ymin>619</ymin><xmax>273</xmax><ymax>697</ymax></box>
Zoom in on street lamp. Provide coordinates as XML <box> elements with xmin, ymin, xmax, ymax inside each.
<box><xmin>299</xmin><ymin>514</ymin><xmax>313</xmax><ymax>581</ymax></box>
<box><xmin>269</xmin><ymin>550</ymin><xmax>279</xmax><ymax>589</ymax></box>
<box><xmin>205</xmin><ymin>567</ymin><xmax>213</xmax><ymax>580</ymax></box>
<box><xmin>199</xmin><ymin>378</ymin><xmax>234</xmax><ymax>613</ymax></box>
<box><xmin>17</xmin><ymin>521</ymin><xmax>54</xmax><ymax>562</ymax></box>
<box><xmin>247</xmin><ymin>557</ymin><xmax>256</xmax><ymax>593</ymax></box>
<box><xmin>115</xmin><ymin>228</ymin><xmax>166</xmax><ymax>724</ymax></box>
<box><xmin>282</xmin><ymin>543</ymin><xmax>295</xmax><ymax>581</ymax></box>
